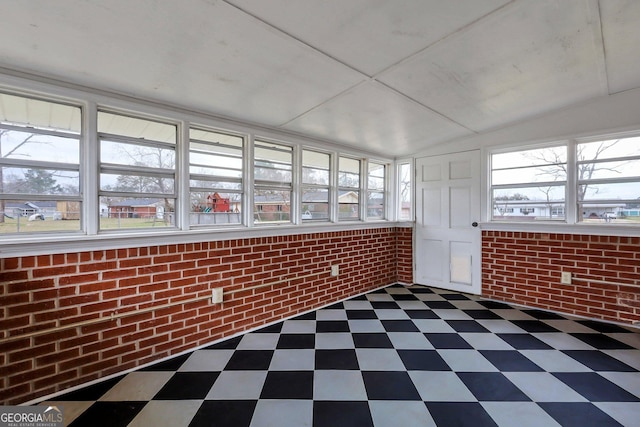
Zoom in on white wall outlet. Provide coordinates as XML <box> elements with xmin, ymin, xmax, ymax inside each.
<box><xmin>561</xmin><ymin>272</ymin><xmax>572</xmax><ymax>285</ymax></box>
<box><xmin>331</xmin><ymin>265</ymin><xmax>339</xmax><ymax>277</ymax></box>
<box><xmin>212</xmin><ymin>288</ymin><xmax>224</xmax><ymax>304</ymax></box>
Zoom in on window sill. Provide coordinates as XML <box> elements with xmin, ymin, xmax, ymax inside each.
<box><xmin>481</xmin><ymin>221</ymin><xmax>640</xmax><ymax>237</ymax></box>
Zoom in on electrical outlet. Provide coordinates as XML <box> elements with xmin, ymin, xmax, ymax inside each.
<box><xmin>331</xmin><ymin>265</ymin><xmax>339</xmax><ymax>277</ymax></box>
<box><xmin>561</xmin><ymin>272</ymin><xmax>572</xmax><ymax>285</ymax></box>
<box><xmin>212</xmin><ymin>288</ymin><xmax>224</xmax><ymax>304</ymax></box>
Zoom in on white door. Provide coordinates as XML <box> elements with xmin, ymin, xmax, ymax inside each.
<box><xmin>415</xmin><ymin>150</ymin><xmax>481</xmax><ymax>294</ymax></box>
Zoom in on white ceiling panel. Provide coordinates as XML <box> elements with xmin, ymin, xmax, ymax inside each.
<box><xmin>600</xmin><ymin>0</ymin><xmax>640</xmax><ymax>94</ymax></box>
<box><xmin>227</xmin><ymin>0</ymin><xmax>510</xmax><ymax>76</ymax></box>
<box><xmin>378</xmin><ymin>0</ymin><xmax>608</xmax><ymax>132</ymax></box>
<box><xmin>0</xmin><ymin>0</ymin><xmax>364</xmax><ymax>126</ymax></box>
<box><xmin>283</xmin><ymin>81</ymin><xmax>473</xmax><ymax>156</ymax></box>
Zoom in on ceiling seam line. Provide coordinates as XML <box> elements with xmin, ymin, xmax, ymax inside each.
<box><xmin>221</xmin><ymin>0</ymin><xmax>372</xmax><ymax>79</ymax></box>
<box><xmin>596</xmin><ymin>0</ymin><xmax>611</xmax><ymax>95</ymax></box>
<box><xmin>372</xmin><ymin>0</ymin><xmax>518</xmax><ymax>79</ymax></box>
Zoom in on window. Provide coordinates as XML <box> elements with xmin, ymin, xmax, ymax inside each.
<box><xmin>397</xmin><ymin>161</ymin><xmax>412</xmax><ymax>221</ymax></box>
<box><xmin>254</xmin><ymin>140</ymin><xmax>292</xmax><ymax>224</ymax></box>
<box><xmin>338</xmin><ymin>156</ymin><xmax>360</xmax><ymax>220</ymax></box>
<box><xmin>367</xmin><ymin>162</ymin><xmax>386</xmax><ymax>219</ymax></box>
<box><xmin>301</xmin><ymin>149</ymin><xmax>330</xmax><ymax>221</ymax></box>
<box><xmin>98</xmin><ymin>111</ymin><xmax>177</xmax><ymax>230</ymax></box>
<box><xmin>189</xmin><ymin>128</ymin><xmax>243</xmax><ymax>226</ymax></box>
<box><xmin>0</xmin><ymin>92</ymin><xmax>82</xmax><ymax>234</ymax></box>
<box><xmin>491</xmin><ymin>145</ymin><xmax>567</xmax><ymax>221</ymax></box>
<box><xmin>577</xmin><ymin>135</ymin><xmax>640</xmax><ymax>224</ymax></box>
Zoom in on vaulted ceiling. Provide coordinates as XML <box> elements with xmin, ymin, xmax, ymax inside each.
<box><xmin>1</xmin><ymin>0</ymin><xmax>639</xmax><ymax>157</ymax></box>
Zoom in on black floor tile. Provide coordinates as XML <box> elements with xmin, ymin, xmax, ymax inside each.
<box><xmin>397</xmin><ymin>349</ymin><xmax>451</xmax><ymax>371</ymax></box>
<box><xmin>477</xmin><ymin>300</ymin><xmax>514</xmax><ymax>309</ymax></box>
<box><xmin>570</xmin><ymin>333</ymin><xmax>634</xmax><ymax>349</ymax></box>
<box><xmin>352</xmin><ymin>333</ymin><xmax>394</xmax><ymax>348</ymax></box>
<box><xmin>539</xmin><ymin>402</ymin><xmax>624</xmax><ymax>427</ymax></box>
<box><xmin>203</xmin><ymin>336</ymin><xmax>242</xmax><ymax>350</ymax></box>
<box><xmin>577</xmin><ymin>320</ymin><xmax>632</xmax><ymax>333</ymax></box>
<box><xmin>260</xmin><ymin>371</ymin><xmax>313</xmax><ymax>399</ymax></box>
<box><xmin>553</xmin><ymin>372</ymin><xmax>640</xmax><ymax>402</ymax></box>
<box><xmin>276</xmin><ymin>333</ymin><xmax>315</xmax><ymax>349</ymax></box>
<box><xmin>370</xmin><ymin>301</ymin><xmax>400</xmax><ymax>309</ymax></box>
<box><xmin>361</xmin><ymin>371</ymin><xmax>421</xmax><ymax>400</ymax></box>
<box><xmin>55</xmin><ymin>375</ymin><xmax>125</xmax><ymax>400</ymax></box>
<box><xmin>522</xmin><ymin>309</ymin><xmax>566</xmax><ymax>319</ymax></box>
<box><xmin>255</xmin><ymin>323</ymin><xmax>283</xmax><ymax>333</ymax></box>
<box><xmin>497</xmin><ymin>333</ymin><xmax>553</xmax><ymax>350</ymax></box>
<box><xmin>315</xmin><ymin>349</ymin><xmax>360</xmax><ymax>370</ymax></box>
<box><xmin>153</xmin><ymin>372</ymin><xmax>219</xmax><ymax>400</ymax></box>
<box><xmin>313</xmin><ymin>401</ymin><xmax>373</xmax><ymax>427</ymax></box>
<box><xmin>390</xmin><ymin>294</ymin><xmax>419</xmax><ymax>301</ymax></box>
<box><xmin>348</xmin><ymin>294</ymin><xmax>368</xmax><ymax>301</ymax></box>
<box><xmin>405</xmin><ymin>309</ymin><xmax>439</xmax><ymax>319</ymax></box>
<box><xmin>407</xmin><ymin>287</ymin><xmax>434</xmax><ymax>294</ymax></box>
<box><xmin>442</xmin><ymin>293</ymin><xmax>470</xmax><ymax>301</ymax></box>
<box><xmin>139</xmin><ymin>353</ymin><xmax>191</xmax><ymax>371</ymax></box>
<box><xmin>326</xmin><ymin>301</ymin><xmax>345</xmax><ymax>309</ymax></box>
<box><xmin>381</xmin><ymin>320</ymin><xmax>420</xmax><ymax>332</ymax></box>
<box><xmin>346</xmin><ymin>309</ymin><xmax>378</xmax><ymax>319</ymax></box>
<box><xmin>446</xmin><ymin>320</ymin><xmax>490</xmax><ymax>333</ymax></box>
<box><xmin>562</xmin><ymin>350</ymin><xmax>637</xmax><ymax>371</ymax></box>
<box><xmin>292</xmin><ymin>311</ymin><xmax>316</xmax><ymax>320</ymax></box>
<box><xmin>424</xmin><ymin>333</ymin><xmax>473</xmax><ymax>349</ymax></box>
<box><xmin>69</xmin><ymin>402</ymin><xmax>146</xmax><ymax>427</ymax></box>
<box><xmin>316</xmin><ymin>320</ymin><xmax>350</xmax><ymax>333</ymax></box>
<box><xmin>189</xmin><ymin>400</ymin><xmax>256</xmax><ymax>427</ymax></box>
<box><xmin>424</xmin><ymin>300</ymin><xmax>457</xmax><ymax>309</ymax></box>
<box><xmin>511</xmin><ymin>320</ymin><xmax>560</xmax><ymax>333</ymax></box>
<box><xmin>457</xmin><ymin>372</ymin><xmax>531</xmax><ymax>401</ymax></box>
<box><xmin>480</xmin><ymin>350</ymin><xmax>544</xmax><ymax>372</ymax></box>
<box><xmin>224</xmin><ymin>350</ymin><xmax>274</xmax><ymax>370</ymax></box>
<box><xmin>463</xmin><ymin>309</ymin><xmax>503</xmax><ymax>319</ymax></box>
<box><xmin>426</xmin><ymin>402</ymin><xmax>498</xmax><ymax>427</ymax></box>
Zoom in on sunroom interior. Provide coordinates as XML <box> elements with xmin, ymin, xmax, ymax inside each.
<box><xmin>1</xmin><ymin>1</ymin><xmax>639</xmax><ymax>425</ymax></box>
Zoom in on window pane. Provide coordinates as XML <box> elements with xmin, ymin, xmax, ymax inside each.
<box><xmin>254</xmin><ymin>141</ymin><xmax>292</xmax><ymax>185</ymax></box>
<box><xmin>2</xmin><ymin>167</ymin><xmax>79</xmax><ymax>195</ymax></box>
<box><xmin>254</xmin><ymin>189</ymin><xmax>290</xmax><ymax>223</ymax></box>
<box><xmin>579</xmin><ymin>182</ymin><xmax>640</xmax><ymax>201</ymax></box>
<box><xmin>302</xmin><ymin>188</ymin><xmax>329</xmax><ymax>220</ymax></box>
<box><xmin>578</xmin><ymin>159</ymin><xmax>640</xmax><ymax>180</ymax></box>
<box><xmin>492</xmin><ymin>164</ymin><xmax>566</xmax><ymax>185</ymax></box>
<box><xmin>0</xmin><ymin>92</ymin><xmax>81</xmax><ymax>133</ymax></box>
<box><xmin>101</xmin><ymin>140</ymin><xmax>175</xmax><ymax>169</ymax></box>
<box><xmin>339</xmin><ymin>190</ymin><xmax>360</xmax><ymax>220</ymax></box>
<box><xmin>579</xmin><ymin>136</ymin><xmax>640</xmax><ymax>161</ymax></box>
<box><xmin>98</xmin><ymin>111</ymin><xmax>176</xmax><ymax>144</ymax></box>
<box><xmin>339</xmin><ymin>157</ymin><xmax>360</xmax><ymax>189</ymax></box>
<box><xmin>0</xmin><ymin>199</ymin><xmax>81</xmax><ymax>233</ymax></box>
<box><xmin>100</xmin><ymin>196</ymin><xmax>175</xmax><ymax>229</ymax></box>
<box><xmin>367</xmin><ymin>191</ymin><xmax>384</xmax><ymax>218</ymax></box>
<box><xmin>0</xmin><ymin>129</ymin><xmax>79</xmax><ymax>164</ymax></box>
<box><xmin>398</xmin><ymin>162</ymin><xmax>412</xmax><ymax>221</ymax></box>
<box><xmin>303</xmin><ymin>150</ymin><xmax>329</xmax><ymax>185</ymax></box>
<box><xmin>492</xmin><ymin>186</ymin><xmax>565</xmax><ymax>220</ymax></box>
<box><xmin>100</xmin><ymin>173</ymin><xmax>174</xmax><ymax>194</ymax></box>
<box><xmin>492</xmin><ymin>146</ymin><xmax>566</xmax><ymax>169</ymax></box>
<box><xmin>190</xmin><ymin>191</ymin><xmax>241</xmax><ymax>225</ymax></box>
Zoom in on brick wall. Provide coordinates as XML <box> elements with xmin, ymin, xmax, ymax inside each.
<box><xmin>0</xmin><ymin>227</ymin><xmax>408</xmax><ymax>405</ymax></box>
<box><xmin>482</xmin><ymin>231</ymin><xmax>640</xmax><ymax>324</ymax></box>
<box><xmin>396</xmin><ymin>226</ymin><xmax>413</xmax><ymax>284</ymax></box>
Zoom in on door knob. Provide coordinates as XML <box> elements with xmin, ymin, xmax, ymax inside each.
<box><xmin>472</xmin><ymin>222</ymin><xmax>478</xmax><ymax>227</ymax></box>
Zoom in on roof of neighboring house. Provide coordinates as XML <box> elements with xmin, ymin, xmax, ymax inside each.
<box><xmin>108</xmin><ymin>198</ymin><xmax>163</xmax><ymax>207</ymax></box>
<box><xmin>4</xmin><ymin>201</ymin><xmax>57</xmax><ymax>210</ymax></box>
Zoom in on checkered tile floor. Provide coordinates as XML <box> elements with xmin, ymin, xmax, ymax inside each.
<box><xmin>39</xmin><ymin>284</ymin><xmax>640</xmax><ymax>426</ymax></box>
